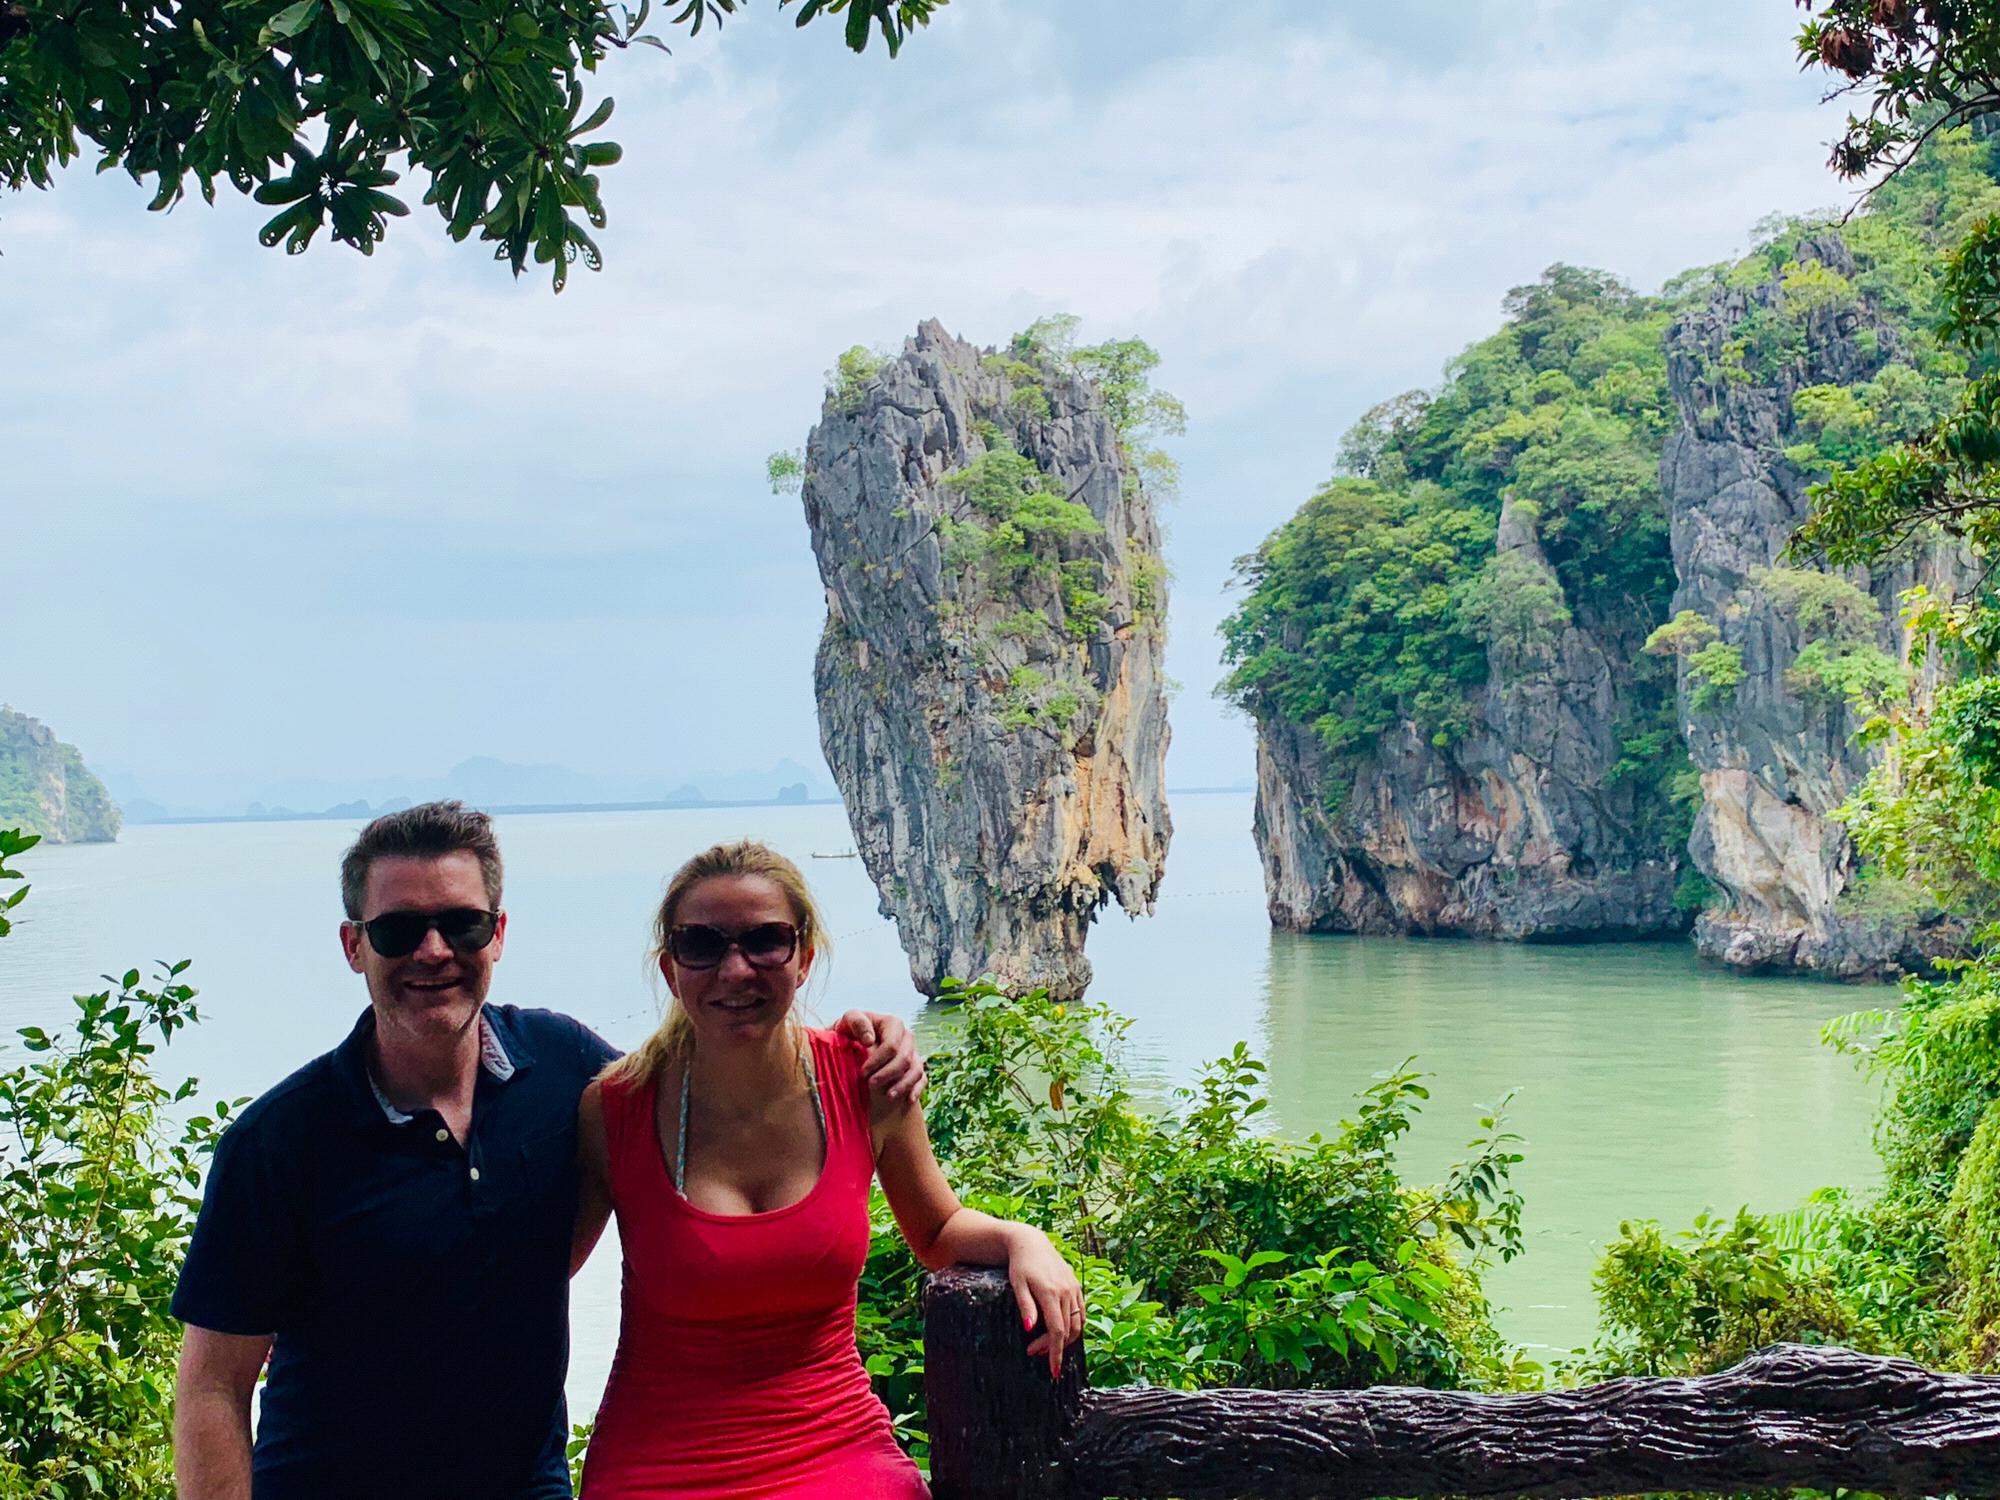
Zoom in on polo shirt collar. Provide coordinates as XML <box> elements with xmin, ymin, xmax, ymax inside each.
<box><xmin>333</xmin><ymin>1004</ymin><xmax>536</xmax><ymax>1129</ymax></box>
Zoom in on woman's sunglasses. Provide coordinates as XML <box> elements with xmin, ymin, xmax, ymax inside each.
<box><xmin>352</xmin><ymin>907</ymin><xmax>499</xmax><ymax>959</ymax></box>
<box><xmin>667</xmin><ymin>921</ymin><xmax>800</xmax><ymax>971</ymax></box>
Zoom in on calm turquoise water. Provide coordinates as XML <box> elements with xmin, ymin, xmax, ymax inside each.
<box><xmin>0</xmin><ymin>794</ymin><xmax>1881</xmax><ymax>1413</ymax></box>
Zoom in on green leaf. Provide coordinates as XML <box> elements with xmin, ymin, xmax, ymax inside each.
<box><xmin>265</xmin><ymin>0</ymin><xmax>320</xmax><ymax>38</ymax></box>
<box><xmin>253</xmin><ymin>176</ymin><xmax>312</xmax><ymax>206</ymax></box>
<box><xmin>570</xmin><ymin>97</ymin><xmax>615</xmax><ymax>138</ymax></box>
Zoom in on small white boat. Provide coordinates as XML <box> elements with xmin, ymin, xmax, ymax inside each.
<box><xmin>810</xmin><ymin>849</ymin><xmax>859</xmax><ymax>859</ymax></box>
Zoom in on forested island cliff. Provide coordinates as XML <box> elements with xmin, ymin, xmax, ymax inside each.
<box><xmin>1224</xmin><ymin>137</ymin><xmax>1993</xmax><ymax>978</ymax></box>
<box><xmin>0</xmin><ymin>707</ymin><xmax>120</xmax><ymax>845</ymax></box>
<box><xmin>795</xmin><ymin>319</ymin><xmax>1176</xmax><ymax>997</ymax></box>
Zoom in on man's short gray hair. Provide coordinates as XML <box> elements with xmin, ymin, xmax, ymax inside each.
<box><xmin>339</xmin><ymin>801</ymin><xmax>503</xmax><ymax>919</ymax></box>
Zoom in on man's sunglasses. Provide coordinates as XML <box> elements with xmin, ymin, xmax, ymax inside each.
<box><xmin>666</xmin><ymin>921</ymin><xmax>799</xmax><ymax>971</ymax></box>
<box><xmin>352</xmin><ymin>908</ymin><xmax>499</xmax><ymax>959</ymax></box>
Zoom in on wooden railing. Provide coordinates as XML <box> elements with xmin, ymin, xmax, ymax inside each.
<box><xmin>923</xmin><ymin>1266</ymin><xmax>2000</xmax><ymax>1500</ymax></box>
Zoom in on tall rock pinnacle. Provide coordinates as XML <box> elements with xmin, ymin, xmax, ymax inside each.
<box><xmin>800</xmin><ymin>319</ymin><xmax>1173</xmax><ymax>998</ymax></box>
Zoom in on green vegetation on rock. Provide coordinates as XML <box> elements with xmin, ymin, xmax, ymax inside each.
<box><xmin>828</xmin><ymin>344</ymin><xmax>894</xmax><ymax>415</ymax></box>
<box><xmin>0</xmin><ymin>707</ymin><xmax>120</xmax><ymax>845</ymax></box>
<box><xmin>1682</xmin><ymin>642</ymin><xmax>1746</xmax><ymax>713</ymax></box>
<box><xmin>1224</xmin><ymin>119</ymin><xmax>2000</xmax><ymax>902</ymax></box>
<box><xmin>1222</xmin><ymin>260</ymin><xmax>1684</xmax><ymax>825</ymax></box>
<box><xmin>765</xmin><ymin>448</ymin><xmax>806</xmax><ymax>496</ymax></box>
<box><xmin>1221</xmin><ymin>475</ymin><xmax>1494</xmax><ymax>756</ymax></box>
<box><xmin>924</xmin><ymin>319</ymin><xmax>1179</xmax><ymax>738</ymax></box>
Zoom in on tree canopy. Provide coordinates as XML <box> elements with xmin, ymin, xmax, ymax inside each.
<box><xmin>1797</xmin><ymin>0</ymin><xmax>2000</xmax><ymax>179</ymax></box>
<box><xmin>0</xmin><ymin>0</ymin><xmax>947</xmax><ymax>287</ymax></box>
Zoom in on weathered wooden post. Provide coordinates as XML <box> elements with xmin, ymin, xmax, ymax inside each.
<box><xmin>923</xmin><ymin>1265</ymin><xmax>1085</xmax><ymax>1500</ymax></box>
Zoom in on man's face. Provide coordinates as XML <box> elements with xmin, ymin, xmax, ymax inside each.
<box><xmin>339</xmin><ymin>852</ymin><xmax>506</xmax><ymax>1046</ymax></box>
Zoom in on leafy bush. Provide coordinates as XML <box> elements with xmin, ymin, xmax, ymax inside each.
<box><xmin>765</xmin><ymin>449</ymin><xmax>805</xmax><ymax>496</ymax></box>
<box><xmin>855</xmin><ymin>983</ymin><xmax>1532</xmax><ymax>1464</ymax></box>
<box><xmin>1454</xmin><ymin>551</ymin><xmax>1572</xmax><ymax>657</ymax></box>
<box><xmin>828</xmin><ymin>345</ymin><xmax>891</xmax><ymax>414</ymax></box>
<box><xmin>0</xmin><ymin>830</ymin><xmax>229</xmax><ymax>1498</ymax></box>
<box><xmin>1684</xmin><ymin>641</ymin><xmax>1745</xmax><ymax>712</ymax></box>
<box><xmin>1643</xmin><ymin>609</ymin><xmax>1720</xmax><ymax>658</ymax></box>
<box><xmin>1221</xmin><ymin>477</ymin><xmax>1493</xmax><ymax>756</ymax></box>
<box><xmin>1783</xmin><ymin>365</ymin><xmax>1955</xmax><ymax>475</ymax></box>
<box><xmin>1672</xmin><ymin>867</ymin><xmax>1719</xmax><ymax>914</ymax></box>
<box><xmin>1946</xmin><ymin>1098</ymin><xmax>2000</xmax><ymax>1361</ymax></box>
<box><xmin>1837</xmin><ymin>588</ymin><xmax>2000</xmax><ymax>922</ymax></box>
<box><xmin>1786</xmin><ymin>383</ymin><xmax>1880</xmax><ymax>470</ymax></box>
<box><xmin>1750</xmin><ymin>565</ymin><xmax>1884</xmax><ymax>642</ymax></box>
<box><xmin>1127</xmin><ymin>553</ymin><xmax>1169</xmax><ymax>624</ymax></box>
<box><xmin>1779</xmin><ymin>254</ymin><xmax>1858</xmax><ymax>314</ymax></box>
<box><xmin>1785</xmin><ymin>637</ymin><xmax>1906</xmax><ymax>714</ymax></box>
<box><xmin>1585</xmin><ymin>1209</ymin><xmax>1870</xmax><ymax>1378</ymax></box>
<box><xmin>938</xmin><ymin>440</ymin><xmax>1108</xmax><ymax>640</ymax></box>
<box><xmin>1004</xmin><ymin>316</ymin><xmax>1187</xmax><ymax>501</ymax></box>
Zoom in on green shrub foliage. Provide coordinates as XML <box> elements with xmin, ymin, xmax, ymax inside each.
<box><xmin>855</xmin><ymin>982</ymin><xmax>1533</xmax><ymax>1462</ymax></box>
<box><xmin>0</xmin><ymin>830</ymin><xmax>231</xmax><ymax>1498</ymax></box>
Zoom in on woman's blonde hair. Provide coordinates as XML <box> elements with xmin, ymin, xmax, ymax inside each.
<box><xmin>602</xmin><ymin>839</ymin><xmax>831</xmax><ymax>1089</ymax></box>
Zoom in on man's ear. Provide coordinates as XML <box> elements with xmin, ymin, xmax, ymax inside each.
<box><xmin>340</xmin><ymin>921</ymin><xmax>366</xmax><ymax>974</ymax></box>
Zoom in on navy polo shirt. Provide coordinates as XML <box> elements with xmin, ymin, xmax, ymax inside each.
<box><xmin>172</xmin><ymin>1003</ymin><xmax>620</xmax><ymax>1500</ymax></box>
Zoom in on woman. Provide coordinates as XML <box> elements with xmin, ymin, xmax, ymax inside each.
<box><xmin>571</xmin><ymin>839</ymin><xmax>1084</xmax><ymax>1499</ymax></box>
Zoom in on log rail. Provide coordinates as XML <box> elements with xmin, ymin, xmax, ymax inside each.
<box><xmin>923</xmin><ymin>1266</ymin><xmax>2000</xmax><ymax>1500</ymax></box>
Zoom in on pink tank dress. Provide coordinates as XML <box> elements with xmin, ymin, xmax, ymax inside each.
<box><xmin>580</xmin><ymin>1029</ymin><xmax>930</xmax><ymax>1499</ymax></box>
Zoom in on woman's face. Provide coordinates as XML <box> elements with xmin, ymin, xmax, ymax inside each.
<box><xmin>661</xmin><ymin>874</ymin><xmax>814</xmax><ymax>1047</ymax></box>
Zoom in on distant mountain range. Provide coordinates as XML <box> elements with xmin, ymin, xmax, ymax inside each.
<box><xmin>102</xmin><ymin>755</ymin><xmax>840</xmax><ymax>823</ymax></box>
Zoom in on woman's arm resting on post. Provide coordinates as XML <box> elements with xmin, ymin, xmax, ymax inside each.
<box><xmin>834</xmin><ymin>1009</ymin><xmax>926</xmax><ymax>1102</ymax></box>
<box><xmin>572</xmin><ymin>1080</ymin><xmax>613</xmax><ymax>1276</ymax></box>
<box><xmin>870</xmin><ymin>1093</ymin><xmax>1084</xmax><ymax>1378</ymax></box>
<box><xmin>174</xmin><ymin>1324</ymin><xmax>270</xmax><ymax>1500</ymax></box>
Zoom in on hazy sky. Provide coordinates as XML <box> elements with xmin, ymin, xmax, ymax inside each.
<box><xmin>8</xmin><ymin>0</ymin><xmax>1852</xmax><ymax>795</ymax></box>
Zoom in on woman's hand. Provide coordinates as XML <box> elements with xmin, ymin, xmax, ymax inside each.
<box><xmin>835</xmin><ymin>1009</ymin><xmax>927</xmax><ymax>1102</ymax></box>
<box><xmin>1009</xmin><ymin>1226</ymin><xmax>1085</xmax><ymax>1380</ymax></box>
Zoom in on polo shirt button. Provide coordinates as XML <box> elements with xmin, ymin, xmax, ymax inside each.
<box><xmin>469</xmin><ymin>1168</ymin><xmax>481</xmax><ymax>1183</ymax></box>
<box><xmin>435</xmin><ymin>1129</ymin><xmax>449</xmax><ymax>1143</ymax></box>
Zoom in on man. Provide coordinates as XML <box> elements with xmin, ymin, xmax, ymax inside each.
<box><xmin>171</xmin><ymin>801</ymin><xmax>924</xmax><ymax>1499</ymax></box>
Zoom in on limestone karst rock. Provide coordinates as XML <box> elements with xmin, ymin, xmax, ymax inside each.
<box><xmin>0</xmin><ymin>707</ymin><xmax>120</xmax><ymax>844</ymax></box>
<box><xmin>802</xmin><ymin>320</ymin><xmax>1172</xmax><ymax>998</ymax></box>
<box><xmin>1661</xmin><ymin>232</ymin><xmax>1964</xmax><ymax>978</ymax></box>
<box><xmin>1242</xmin><ymin>219</ymin><xmax>1971</xmax><ymax>978</ymax></box>
<box><xmin>1251</xmin><ymin>489</ymin><xmax>1683</xmax><ymax>942</ymax></box>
